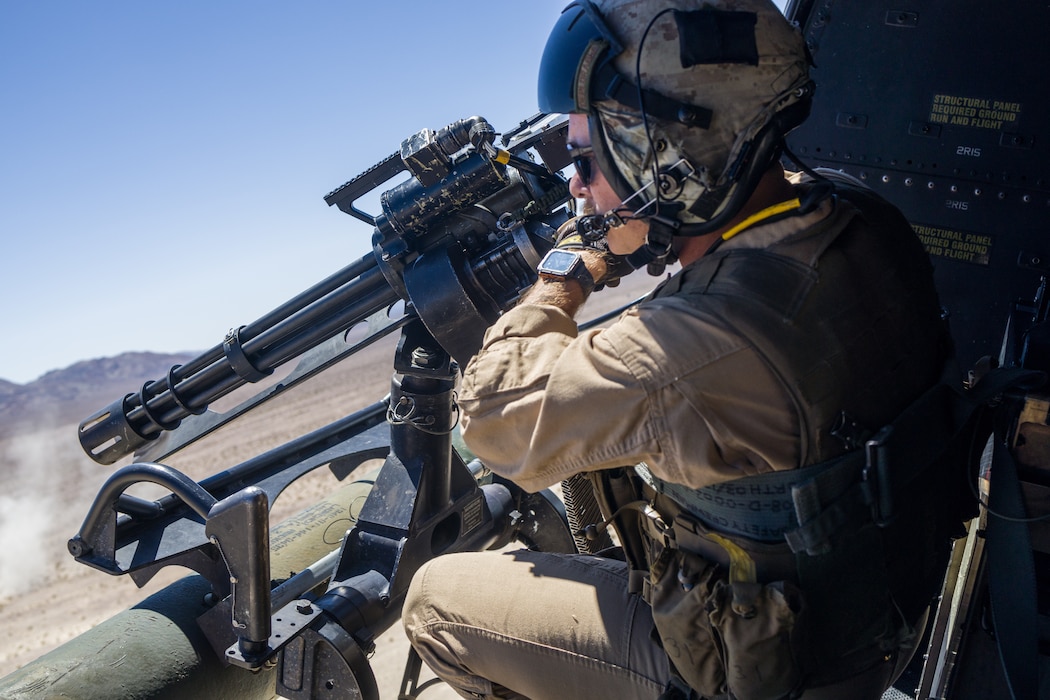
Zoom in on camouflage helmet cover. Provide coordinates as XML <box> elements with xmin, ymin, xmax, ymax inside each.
<box><xmin>539</xmin><ymin>0</ymin><xmax>813</xmax><ymax>232</ymax></box>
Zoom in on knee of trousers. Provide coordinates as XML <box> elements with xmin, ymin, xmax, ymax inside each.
<box><xmin>402</xmin><ymin>557</ymin><xmax>435</xmax><ymax>644</ymax></box>
<box><xmin>402</xmin><ymin>553</ymin><xmax>465</xmax><ymax>644</ymax></box>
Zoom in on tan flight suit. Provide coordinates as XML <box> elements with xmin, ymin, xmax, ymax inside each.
<box><xmin>404</xmin><ymin>184</ymin><xmax>948</xmax><ymax>699</ymax></box>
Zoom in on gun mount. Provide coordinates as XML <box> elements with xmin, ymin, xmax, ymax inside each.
<box><xmin>38</xmin><ymin>113</ymin><xmax>582</xmax><ymax>699</ymax></box>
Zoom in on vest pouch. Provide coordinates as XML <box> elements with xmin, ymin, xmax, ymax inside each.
<box><xmin>708</xmin><ymin>578</ymin><xmax>806</xmax><ymax>700</ymax></box>
<box><xmin>649</xmin><ymin>544</ymin><xmax>807</xmax><ymax>699</ymax></box>
<box><xmin>649</xmin><ymin>546</ymin><xmax>727</xmax><ymax>698</ymax></box>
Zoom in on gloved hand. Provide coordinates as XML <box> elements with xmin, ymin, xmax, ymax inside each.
<box><xmin>553</xmin><ymin>216</ymin><xmax>636</xmax><ymax>290</ymax></box>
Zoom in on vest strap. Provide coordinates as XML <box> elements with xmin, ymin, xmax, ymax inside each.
<box><xmin>647</xmin><ymin>365</ymin><xmax>1045</xmax><ymax>562</ymax></box>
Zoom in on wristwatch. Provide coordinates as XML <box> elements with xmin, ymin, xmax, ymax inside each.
<box><xmin>536</xmin><ymin>248</ymin><xmax>595</xmax><ymax>294</ymax></box>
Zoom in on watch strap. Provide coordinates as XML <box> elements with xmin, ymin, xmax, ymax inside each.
<box><xmin>538</xmin><ymin>248</ymin><xmax>595</xmax><ymax>294</ymax></box>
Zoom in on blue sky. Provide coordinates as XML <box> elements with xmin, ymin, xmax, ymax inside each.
<box><xmin>0</xmin><ymin>1</ymin><xmax>787</xmax><ymax>385</ymax></box>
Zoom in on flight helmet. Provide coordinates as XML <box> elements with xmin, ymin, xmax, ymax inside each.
<box><xmin>538</xmin><ymin>0</ymin><xmax>813</xmax><ymax>252</ymax></box>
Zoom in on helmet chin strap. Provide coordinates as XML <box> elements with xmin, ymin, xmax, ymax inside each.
<box><xmin>576</xmin><ymin>190</ymin><xmax>684</xmax><ymax>277</ymax></box>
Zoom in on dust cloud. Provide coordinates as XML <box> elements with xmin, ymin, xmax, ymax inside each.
<box><xmin>0</xmin><ymin>425</ymin><xmax>100</xmax><ymax>601</ymax></box>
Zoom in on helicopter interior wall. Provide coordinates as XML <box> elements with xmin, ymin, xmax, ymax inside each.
<box><xmin>783</xmin><ymin>2</ymin><xmax>1050</xmax><ymax>698</ymax></box>
<box><xmin>783</xmin><ymin>0</ymin><xmax>1049</xmax><ymax>373</ymax></box>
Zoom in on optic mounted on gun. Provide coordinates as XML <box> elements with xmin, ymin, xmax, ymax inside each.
<box><xmin>324</xmin><ymin>115</ymin><xmax>571</xmax><ymax>225</ymax></box>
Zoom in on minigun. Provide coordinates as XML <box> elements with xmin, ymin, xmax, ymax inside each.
<box><xmin>78</xmin><ymin>114</ymin><xmax>571</xmax><ymax>466</ymax></box>
<box><xmin>53</xmin><ymin>113</ymin><xmax>583</xmax><ymax>699</ymax></box>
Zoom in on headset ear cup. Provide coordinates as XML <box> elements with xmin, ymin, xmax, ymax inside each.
<box><xmin>670</xmin><ymin>121</ymin><xmax>782</xmax><ymax>237</ymax></box>
<box><xmin>587</xmin><ymin>108</ymin><xmax>791</xmax><ymax>240</ymax></box>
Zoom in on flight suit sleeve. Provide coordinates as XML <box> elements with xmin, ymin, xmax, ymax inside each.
<box><xmin>458</xmin><ymin>303</ymin><xmax>662</xmax><ymax>493</ymax></box>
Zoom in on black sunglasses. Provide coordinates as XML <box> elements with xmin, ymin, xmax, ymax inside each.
<box><xmin>569</xmin><ymin>146</ymin><xmax>597</xmax><ymax>185</ymax></box>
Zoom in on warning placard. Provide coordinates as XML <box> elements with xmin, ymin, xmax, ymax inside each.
<box><xmin>914</xmin><ymin>223</ymin><xmax>993</xmax><ymax>265</ymax></box>
<box><xmin>928</xmin><ymin>94</ymin><xmax>1022</xmax><ymax>131</ymax></box>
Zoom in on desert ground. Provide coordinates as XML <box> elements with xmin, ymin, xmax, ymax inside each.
<box><xmin>0</xmin><ymin>272</ymin><xmax>660</xmax><ymax>699</ymax></box>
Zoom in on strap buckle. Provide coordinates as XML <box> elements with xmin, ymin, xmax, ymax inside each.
<box><xmin>642</xmin><ymin>503</ymin><xmax>675</xmax><ymax>547</ymax></box>
<box><xmin>863</xmin><ymin>425</ymin><xmax>896</xmax><ymax>527</ymax></box>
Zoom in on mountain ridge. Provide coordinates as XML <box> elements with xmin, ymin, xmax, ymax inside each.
<box><xmin>0</xmin><ymin>351</ymin><xmax>200</xmax><ymax>439</ymax></box>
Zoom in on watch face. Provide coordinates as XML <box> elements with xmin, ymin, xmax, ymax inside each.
<box><xmin>538</xmin><ymin>248</ymin><xmax>581</xmax><ymax>276</ymax></box>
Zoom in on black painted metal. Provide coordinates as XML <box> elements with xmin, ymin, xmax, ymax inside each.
<box><xmin>785</xmin><ymin>0</ymin><xmax>1050</xmax><ymax>370</ymax></box>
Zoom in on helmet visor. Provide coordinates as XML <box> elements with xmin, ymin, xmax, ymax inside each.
<box><xmin>537</xmin><ymin>2</ymin><xmax>620</xmax><ymax>114</ymax></box>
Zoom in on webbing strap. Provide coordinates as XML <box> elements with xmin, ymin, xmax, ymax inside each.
<box><xmin>784</xmin><ymin>480</ymin><xmax>869</xmax><ymax>556</ymax></box>
<box><xmin>987</xmin><ymin>425</ymin><xmax>1039</xmax><ymax>700</ymax></box>
<box><xmin>647</xmin><ymin>451</ymin><xmax>860</xmax><ymax>542</ymax></box>
<box><xmin>648</xmin><ymin>366</ymin><xmax>1044</xmax><ymax>554</ymax></box>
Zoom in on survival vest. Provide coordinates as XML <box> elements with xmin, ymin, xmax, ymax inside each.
<box><xmin>589</xmin><ymin>179</ymin><xmax>1029</xmax><ymax>697</ymax></box>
